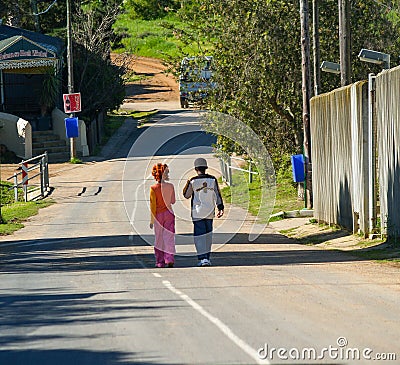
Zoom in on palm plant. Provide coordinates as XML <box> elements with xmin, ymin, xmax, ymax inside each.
<box><xmin>39</xmin><ymin>66</ymin><xmax>61</xmax><ymax>115</ymax></box>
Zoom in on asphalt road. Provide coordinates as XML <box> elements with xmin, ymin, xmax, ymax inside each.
<box><xmin>0</xmin><ymin>110</ymin><xmax>399</xmax><ymax>365</ymax></box>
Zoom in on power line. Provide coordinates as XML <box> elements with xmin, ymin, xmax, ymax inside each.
<box><xmin>32</xmin><ymin>0</ymin><xmax>58</xmax><ymax>16</ymax></box>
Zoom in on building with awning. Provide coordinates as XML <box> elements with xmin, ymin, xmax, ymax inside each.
<box><xmin>0</xmin><ymin>24</ymin><xmax>63</xmax><ymax>118</ymax></box>
<box><xmin>0</xmin><ymin>25</ymin><xmax>88</xmax><ymax>162</ymax></box>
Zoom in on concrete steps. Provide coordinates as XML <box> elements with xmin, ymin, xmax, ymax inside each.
<box><xmin>32</xmin><ymin>131</ymin><xmax>70</xmax><ymax>162</ymax></box>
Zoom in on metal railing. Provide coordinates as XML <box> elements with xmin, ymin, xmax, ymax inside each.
<box><xmin>218</xmin><ymin>152</ymin><xmax>258</xmax><ymax>186</ymax></box>
<box><xmin>7</xmin><ymin>152</ymin><xmax>50</xmax><ymax>202</ymax></box>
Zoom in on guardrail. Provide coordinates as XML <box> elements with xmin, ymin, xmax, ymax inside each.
<box><xmin>218</xmin><ymin>152</ymin><xmax>258</xmax><ymax>186</ymax></box>
<box><xmin>7</xmin><ymin>152</ymin><xmax>50</xmax><ymax>202</ymax></box>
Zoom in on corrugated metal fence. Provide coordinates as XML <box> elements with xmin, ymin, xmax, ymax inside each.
<box><xmin>376</xmin><ymin>66</ymin><xmax>400</xmax><ymax>237</ymax></box>
<box><xmin>311</xmin><ymin>65</ymin><xmax>400</xmax><ymax>238</ymax></box>
<box><xmin>311</xmin><ymin>81</ymin><xmax>369</xmax><ymax>235</ymax></box>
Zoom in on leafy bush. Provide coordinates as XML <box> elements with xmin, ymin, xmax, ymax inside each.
<box><xmin>125</xmin><ymin>0</ymin><xmax>178</xmax><ymax>20</ymax></box>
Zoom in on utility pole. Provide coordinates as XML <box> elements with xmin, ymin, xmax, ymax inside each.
<box><xmin>66</xmin><ymin>0</ymin><xmax>76</xmax><ymax>160</ymax></box>
<box><xmin>300</xmin><ymin>0</ymin><xmax>313</xmax><ymax>209</ymax></box>
<box><xmin>0</xmin><ymin>161</ymin><xmax>3</xmax><ymax>224</ymax></box>
<box><xmin>338</xmin><ymin>0</ymin><xmax>351</xmax><ymax>86</ymax></box>
<box><xmin>30</xmin><ymin>0</ymin><xmax>40</xmax><ymax>32</ymax></box>
<box><xmin>312</xmin><ymin>0</ymin><xmax>320</xmax><ymax>96</ymax></box>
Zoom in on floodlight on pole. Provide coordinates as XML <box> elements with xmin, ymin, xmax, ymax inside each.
<box><xmin>320</xmin><ymin>61</ymin><xmax>341</xmax><ymax>74</ymax></box>
<box><xmin>358</xmin><ymin>49</ymin><xmax>390</xmax><ymax>69</ymax></box>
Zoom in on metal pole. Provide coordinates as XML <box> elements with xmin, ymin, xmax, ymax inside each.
<box><xmin>44</xmin><ymin>151</ymin><xmax>49</xmax><ymax>189</ymax></box>
<box><xmin>0</xmin><ymin>160</ymin><xmax>3</xmax><ymax>223</ymax></box>
<box><xmin>368</xmin><ymin>73</ymin><xmax>377</xmax><ymax>236</ymax></box>
<box><xmin>13</xmin><ymin>174</ymin><xmax>18</xmax><ymax>202</ymax></box>
<box><xmin>300</xmin><ymin>0</ymin><xmax>313</xmax><ymax>209</ymax></box>
<box><xmin>67</xmin><ymin>0</ymin><xmax>76</xmax><ymax>160</ymax></box>
<box><xmin>248</xmin><ymin>161</ymin><xmax>253</xmax><ymax>184</ymax></box>
<box><xmin>40</xmin><ymin>158</ymin><xmax>44</xmax><ymax>197</ymax></box>
<box><xmin>228</xmin><ymin>156</ymin><xmax>233</xmax><ymax>186</ymax></box>
<box><xmin>0</xmin><ymin>70</ymin><xmax>4</xmax><ymax>111</ymax></box>
<box><xmin>338</xmin><ymin>0</ymin><xmax>351</xmax><ymax>86</ymax></box>
<box><xmin>384</xmin><ymin>55</ymin><xmax>390</xmax><ymax>70</ymax></box>
<box><xmin>31</xmin><ymin>0</ymin><xmax>40</xmax><ymax>32</ymax></box>
<box><xmin>312</xmin><ymin>0</ymin><xmax>321</xmax><ymax>95</ymax></box>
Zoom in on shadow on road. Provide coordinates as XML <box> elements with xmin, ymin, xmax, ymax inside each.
<box><xmin>290</xmin><ymin>228</ymin><xmax>351</xmax><ymax>245</ymax></box>
<box><xmin>124</xmin><ymin>82</ymin><xmax>170</xmax><ymax>99</ymax></box>
<box><xmin>0</xmin><ymin>349</ymin><xmax>173</xmax><ymax>365</ymax></box>
<box><xmin>99</xmin><ymin>112</ymin><xmax>214</xmax><ymax>161</ymax></box>
<box><xmin>154</xmin><ymin>130</ymin><xmax>216</xmax><ymax>156</ymax></box>
<box><xmin>0</xmin><ymin>289</ymin><xmax>182</xmax><ymax>364</ymax></box>
<box><xmin>0</xmin><ymin>233</ymin><xmax>364</xmax><ymax>274</ymax></box>
<box><xmin>0</xmin><ymin>233</ymin><xmax>376</xmax><ymax>364</ymax></box>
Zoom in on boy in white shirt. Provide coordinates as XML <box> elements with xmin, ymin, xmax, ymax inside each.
<box><xmin>183</xmin><ymin>158</ymin><xmax>224</xmax><ymax>266</ymax></box>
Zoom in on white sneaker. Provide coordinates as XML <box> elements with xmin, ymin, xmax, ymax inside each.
<box><xmin>201</xmin><ymin>259</ymin><xmax>211</xmax><ymax>267</ymax></box>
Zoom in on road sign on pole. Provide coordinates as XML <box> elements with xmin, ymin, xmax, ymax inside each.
<box><xmin>63</xmin><ymin>93</ymin><xmax>81</xmax><ymax>113</ymax></box>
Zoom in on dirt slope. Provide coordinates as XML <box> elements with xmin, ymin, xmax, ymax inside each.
<box><xmin>113</xmin><ymin>54</ymin><xmax>179</xmax><ymax>103</ymax></box>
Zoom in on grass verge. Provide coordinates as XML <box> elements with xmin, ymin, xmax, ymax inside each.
<box><xmin>219</xmin><ymin>165</ymin><xmax>304</xmax><ymax>223</ymax></box>
<box><xmin>1</xmin><ymin>181</ymin><xmax>21</xmax><ymax>205</ymax></box>
<box><xmin>0</xmin><ymin>200</ymin><xmax>53</xmax><ymax>235</ymax></box>
<box><xmin>280</xmin><ymin>221</ymin><xmax>400</xmax><ymax>266</ymax></box>
<box><xmin>349</xmin><ymin>239</ymin><xmax>400</xmax><ymax>265</ymax></box>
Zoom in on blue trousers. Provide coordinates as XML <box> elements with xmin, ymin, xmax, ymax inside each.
<box><xmin>193</xmin><ymin>219</ymin><xmax>213</xmax><ymax>260</ymax></box>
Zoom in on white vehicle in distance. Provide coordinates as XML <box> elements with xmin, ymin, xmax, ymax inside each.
<box><xmin>179</xmin><ymin>56</ymin><xmax>215</xmax><ymax>108</ymax></box>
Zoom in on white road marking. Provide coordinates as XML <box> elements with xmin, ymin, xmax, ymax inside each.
<box><xmin>152</xmin><ymin>273</ymin><xmax>162</xmax><ymax>278</ymax></box>
<box><xmin>162</xmin><ymin>280</ymin><xmax>269</xmax><ymax>365</ymax></box>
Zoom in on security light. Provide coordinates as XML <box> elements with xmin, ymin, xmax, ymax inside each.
<box><xmin>320</xmin><ymin>61</ymin><xmax>341</xmax><ymax>74</ymax></box>
<box><xmin>358</xmin><ymin>49</ymin><xmax>390</xmax><ymax>69</ymax></box>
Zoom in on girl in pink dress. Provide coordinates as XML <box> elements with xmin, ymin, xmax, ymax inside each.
<box><xmin>149</xmin><ymin>163</ymin><xmax>176</xmax><ymax>268</ymax></box>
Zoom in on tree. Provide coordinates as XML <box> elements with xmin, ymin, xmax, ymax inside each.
<box><xmin>192</xmin><ymin>0</ymin><xmax>304</xmax><ymax>159</ymax></box>
<box><xmin>318</xmin><ymin>0</ymin><xmax>399</xmax><ymax>90</ymax></box>
<box><xmin>175</xmin><ymin>0</ymin><xmax>400</xmax><ymax>169</ymax></box>
<box><xmin>71</xmin><ymin>0</ymin><xmax>126</xmax><ymax>120</ymax></box>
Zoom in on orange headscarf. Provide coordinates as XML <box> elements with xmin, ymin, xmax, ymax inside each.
<box><xmin>152</xmin><ymin>163</ymin><xmax>168</xmax><ymax>182</ymax></box>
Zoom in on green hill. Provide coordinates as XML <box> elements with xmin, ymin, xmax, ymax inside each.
<box><xmin>113</xmin><ymin>11</ymin><xmax>204</xmax><ymax>60</ymax></box>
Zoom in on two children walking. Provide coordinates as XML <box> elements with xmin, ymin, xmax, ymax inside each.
<box><xmin>149</xmin><ymin>158</ymin><xmax>224</xmax><ymax>268</ymax></box>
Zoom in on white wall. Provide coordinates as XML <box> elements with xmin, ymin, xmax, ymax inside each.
<box><xmin>0</xmin><ymin>112</ymin><xmax>32</xmax><ymax>159</ymax></box>
<box><xmin>51</xmin><ymin>108</ymin><xmax>89</xmax><ymax>157</ymax></box>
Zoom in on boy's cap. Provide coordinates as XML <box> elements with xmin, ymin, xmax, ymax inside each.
<box><xmin>194</xmin><ymin>157</ymin><xmax>208</xmax><ymax>168</ymax></box>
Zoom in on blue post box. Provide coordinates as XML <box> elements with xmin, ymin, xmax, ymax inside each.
<box><xmin>65</xmin><ymin>117</ymin><xmax>79</xmax><ymax>138</ymax></box>
<box><xmin>291</xmin><ymin>154</ymin><xmax>305</xmax><ymax>183</ymax></box>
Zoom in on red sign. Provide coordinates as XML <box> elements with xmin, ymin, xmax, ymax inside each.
<box><xmin>63</xmin><ymin>93</ymin><xmax>81</xmax><ymax>113</ymax></box>
<box><xmin>21</xmin><ymin>163</ymin><xmax>28</xmax><ymax>186</ymax></box>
